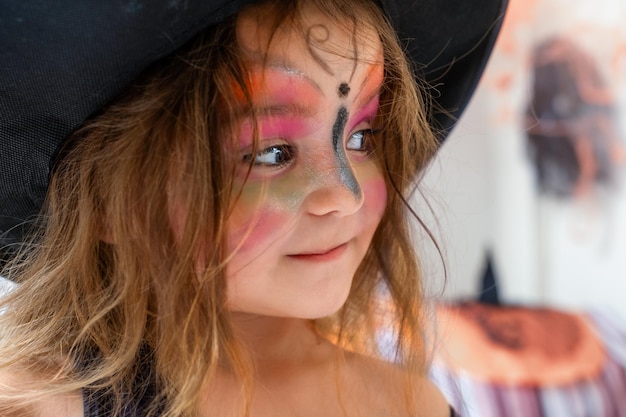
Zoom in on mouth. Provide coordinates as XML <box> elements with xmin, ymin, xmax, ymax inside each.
<box><xmin>287</xmin><ymin>242</ymin><xmax>349</xmax><ymax>262</ymax></box>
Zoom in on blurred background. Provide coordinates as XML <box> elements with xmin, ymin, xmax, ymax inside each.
<box><xmin>415</xmin><ymin>0</ymin><xmax>626</xmax><ymax>315</ymax></box>
<box><xmin>410</xmin><ymin>0</ymin><xmax>626</xmax><ymax>414</ymax></box>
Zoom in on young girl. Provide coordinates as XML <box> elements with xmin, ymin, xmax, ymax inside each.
<box><xmin>0</xmin><ymin>0</ymin><xmax>506</xmax><ymax>416</ymax></box>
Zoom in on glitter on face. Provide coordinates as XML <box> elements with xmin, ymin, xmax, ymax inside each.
<box><xmin>331</xmin><ymin>106</ymin><xmax>361</xmax><ymax>199</ymax></box>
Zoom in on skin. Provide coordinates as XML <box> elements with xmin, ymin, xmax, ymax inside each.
<box><xmin>2</xmin><ymin>3</ymin><xmax>449</xmax><ymax>417</ymax></box>
<box><xmin>225</xmin><ymin>4</ymin><xmax>387</xmax><ymax>320</ymax></box>
<box><xmin>206</xmin><ymin>3</ymin><xmax>449</xmax><ymax>417</ymax></box>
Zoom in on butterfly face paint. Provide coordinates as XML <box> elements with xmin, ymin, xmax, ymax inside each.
<box><xmin>224</xmin><ymin>2</ymin><xmax>387</xmax><ymax>319</ymax></box>
<box><xmin>332</xmin><ymin>106</ymin><xmax>361</xmax><ymax>199</ymax></box>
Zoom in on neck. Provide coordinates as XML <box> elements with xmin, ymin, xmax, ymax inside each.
<box><xmin>229</xmin><ymin>314</ymin><xmax>332</xmax><ymax>365</ymax></box>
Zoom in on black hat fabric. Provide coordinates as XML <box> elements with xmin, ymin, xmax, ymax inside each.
<box><xmin>0</xmin><ymin>0</ymin><xmax>507</xmax><ymax>250</ymax></box>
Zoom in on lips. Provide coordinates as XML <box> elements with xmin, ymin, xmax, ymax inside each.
<box><xmin>287</xmin><ymin>242</ymin><xmax>349</xmax><ymax>262</ymax></box>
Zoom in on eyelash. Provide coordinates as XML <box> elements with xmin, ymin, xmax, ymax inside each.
<box><xmin>241</xmin><ymin>128</ymin><xmax>380</xmax><ymax>168</ymax></box>
<box><xmin>242</xmin><ymin>144</ymin><xmax>295</xmax><ymax>167</ymax></box>
<box><xmin>346</xmin><ymin>128</ymin><xmax>379</xmax><ymax>154</ymax></box>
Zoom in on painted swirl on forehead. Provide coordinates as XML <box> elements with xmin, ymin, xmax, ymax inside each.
<box><xmin>305</xmin><ymin>24</ymin><xmax>334</xmax><ymax>76</ymax></box>
<box><xmin>332</xmin><ymin>107</ymin><xmax>361</xmax><ymax>199</ymax></box>
<box><xmin>346</xmin><ymin>16</ymin><xmax>358</xmax><ymax>83</ymax></box>
<box><xmin>304</xmin><ymin>16</ymin><xmax>359</xmax><ymax>98</ymax></box>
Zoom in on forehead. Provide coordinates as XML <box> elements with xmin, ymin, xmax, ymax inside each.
<box><xmin>235</xmin><ymin>2</ymin><xmax>383</xmax><ymax>88</ymax></box>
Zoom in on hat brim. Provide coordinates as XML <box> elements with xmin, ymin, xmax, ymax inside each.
<box><xmin>380</xmin><ymin>0</ymin><xmax>507</xmax><ymax>138</ymax></box>
<box><xmin>0</xmin><ymin>0</ymin><xmax>507</xmax><ymax>249</ymax></box>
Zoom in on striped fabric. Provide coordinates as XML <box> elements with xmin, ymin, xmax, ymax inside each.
<box><xmin>429</xmin><ymin>309</ymin><xmax>626</xmax><ymax>417</ymax></box>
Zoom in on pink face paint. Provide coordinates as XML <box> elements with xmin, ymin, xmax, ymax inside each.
<box><xmin>234</xmin><ymin>67</ymin><xmax>323</xmax><ymax>109</ymax></box>
<box><xmin>235</xmin><ymin>69</ymin><xmax>324</xmax><ymax>149</ymax></box>
<box><xmin>361</xmin><ymin>175</ymin><xmax>388</xmax><ymax>218</ymax></box>
<box><xmin>346</xmin><ymin>94</ymin><xmax>380</xmax><ymax>133</ymax></box>
<box><xmin>228</xmin><ymin>207</ymin><xmax>290</xmax><ymax>255</ymax></box>
<box><xmin>353</xmin><ymin>61</ymin><xmax>384</xmax><ymax>108</ymax></box>
<box><xmin>238</xmin><ymin>117</ymin><xmax>313</xmax><ymax>148</ymax></box>
<box><xmin>228</xmin><ymin>59</ymin><xmax>386</xmax><ymax>256</ymax></box>
<box><xmin>228</xmin><ymin>159</ymin><xmax>317</xmax><ymax>259</ymax></box>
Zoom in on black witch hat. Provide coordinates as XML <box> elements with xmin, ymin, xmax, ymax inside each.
<box><xmin>0</xmin><ymin>0</ymin><xmax>507</xmax><ymax>250</ymax></box>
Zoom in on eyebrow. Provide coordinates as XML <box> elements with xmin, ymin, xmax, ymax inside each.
<box><xmin>234</xmin><ymin>102</ymin><xmax>317</xmax><ymax>124</ymax></box>
<box><xmin>234</xmin><ymin>82</ymin><xmax>381</xmax><ymax>125</ymax></box>
<box><xmin>245</xmin><ymin>49</ymin><xmax>324</xmax><ymax>95</ymax></box>
<box><xmin>354</xmin><ymin>85</ymin><xmax>382</xmax><ymax>111</ymax></box>
<box><xmin>254</xmin><ymin>103</ymin><xmax>316</xmax><ymax>118</ymax></box>
<box><xmin>269</xmin><ymin>58</ymin><xmax>383</xmax><ymax>108</ymax></box>
<box><xmin>237</xmin><ymin>51</ymin><xmax>383</xmax><ymax>119</ymax></box>
<box><xmin>267</xmin><ymin>64</ymin><xmax>323</xmax><ymax>94</ymax></box>
<box><xmin>353</xmin><ymin>62</ymin><xmax>384</xmax><ymax>108</ymax></box>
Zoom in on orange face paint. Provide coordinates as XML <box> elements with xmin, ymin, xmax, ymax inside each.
<box><xmin>353</xmin><ymin>61</ymin><xmax>384</xmax><ymax>108</ymax></box>
<box><xmin>231</xmin><ymin>66</ymin><xmax>323</xmax><ymax>110</ymax></box>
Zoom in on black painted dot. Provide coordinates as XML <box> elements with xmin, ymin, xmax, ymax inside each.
<box><xmin>338</xmin><ymin>83</ymin><xmax>350</xmax><ymax>97</ymax></box>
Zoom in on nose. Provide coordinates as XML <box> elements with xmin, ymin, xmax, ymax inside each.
<box><xmin>302</xmin><ymin>106</ymin><xmax>365</xmax><ymax>217</ymax></box>
<box><xmin>302</xmin><ymin>162</ymin><xmax>365</xmax><ymax>217</ymax></box>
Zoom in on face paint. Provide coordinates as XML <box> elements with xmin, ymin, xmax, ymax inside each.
<box><xmin>228</xmin><ymin>207</ymin><xmax>293</xmax><ymax>254</ymax></box>
<box><xmin>305</xmin><ymin>24</ymin><xmax>335</xmax><ymax>76</ymax></box>
<box><xmin>225</xmin><ymin>4</ymin><xmax>386</xmax><ymax>319</ymax></box>
<box><xmin>305</xmin><ymin>18</ymin><xmax>359</xmax><ymax>83</ymax></box>
<box><xmin>332</xmin><ymin>106</ymin><xmax>361</xmax><ymax>199</ymax></box>
<box><xmin>346</xmin><ymin>94</ymin><xmax>379</xmax><ymax>133</ymax></box>
<box><xmin>229</xmin><ymin>169</ymin><xmax>308</xmax><ymax>255</ymax></box>
<box><xmin>338</xmin><ymin>82</ymin><xmax>351</xmax><ymax>97</ymax></box>
<box><xmin>238</xmin><ymin>117</ymin><xmax>312</xmax><ymax>148</ymax></box>
<box><xmin>353</xmin><ymin>61</ymin><xmax>384</xmax><ymax>108</ymax></box>
<box><xmin>231</xmin><ymin>67</ymin><xmax>323</xmax><ymax>113</ymax></box>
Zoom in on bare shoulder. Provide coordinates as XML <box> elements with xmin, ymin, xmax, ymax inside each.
<box><xmin>0</xmin><ymin>369</ymin><xmax>84</xmax><ymax>417</ymax></box>
<box><xmin>414</xmin><ymin>376</ymin><xmax>450</xmax><ymax>417</ymax></box>
<box><xmin>343</xmin><ymin>351</ymin><xmax>450</xmax><ymax>417</ymax></box>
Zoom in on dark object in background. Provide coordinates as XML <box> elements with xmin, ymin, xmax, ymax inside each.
<box><xmin>478</xmin><ymin>251</ymin><xmax>500</xmax><ymax>305</ymax></box>
<box><xmin>525</xmin><ymin>37</ymin><xmax>622</xmax><ymax>198</ymax></box>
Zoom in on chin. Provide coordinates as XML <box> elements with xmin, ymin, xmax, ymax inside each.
<box><xmin>227</xmin><ymin>287</ymin><xmax>351</xmax><ymax>319</ymax></box>
<box><xmin>293</xmin><ymin>286</ymin><xmax>352</xmax><ymax>319</ymax></box>
<box><xmin>226</xmin><ymin>262</ymin><xmax>359</xmax><ymax>319</ymax></box>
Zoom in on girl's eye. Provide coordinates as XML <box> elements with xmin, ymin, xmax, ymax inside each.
<box><xmin>346</xmin><ymin>129</ymin><xmax>375</xmax><ymax>153</ymax></box>
<box><xmin>242</xmin><ymin>144</ymin><xmax>295</xmax><ymax>167</ymax></box>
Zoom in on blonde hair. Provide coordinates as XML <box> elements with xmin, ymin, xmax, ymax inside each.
<box><xmin>0</xmin><ymin>0</ymin><xmax>438</xmax><ymax>416</ymax></box>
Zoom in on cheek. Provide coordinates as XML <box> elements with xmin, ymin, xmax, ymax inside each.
<box><xmin>227</xmin><ymin>208</ymin><xmax>288</xmax><ymax>254</ymax></box>
<box><xmin>355</xmin><ymin>161</ymin><xmax>387</xmax><ymax>223</ymax></box>
<box><xmin>362</xmin><ymin>175</ymin><xmax>387</xmax><ymax>225</ymax></box>
<box><xmin>226</xmin><ymin>178</ymin><xmax>305</xmax><ymax>254</ymax></box>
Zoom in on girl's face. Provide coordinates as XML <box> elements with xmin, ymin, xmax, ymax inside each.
<box><xmin>225</xmin><ymin>4</ymin><xmax>386</xmax><ymax>319</ymax></box>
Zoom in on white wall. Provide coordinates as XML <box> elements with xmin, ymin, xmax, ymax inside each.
<box><xmin>414</xmin><ymin>0</ymin><xmax>626</xmax><ymax>315</ymax></box>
